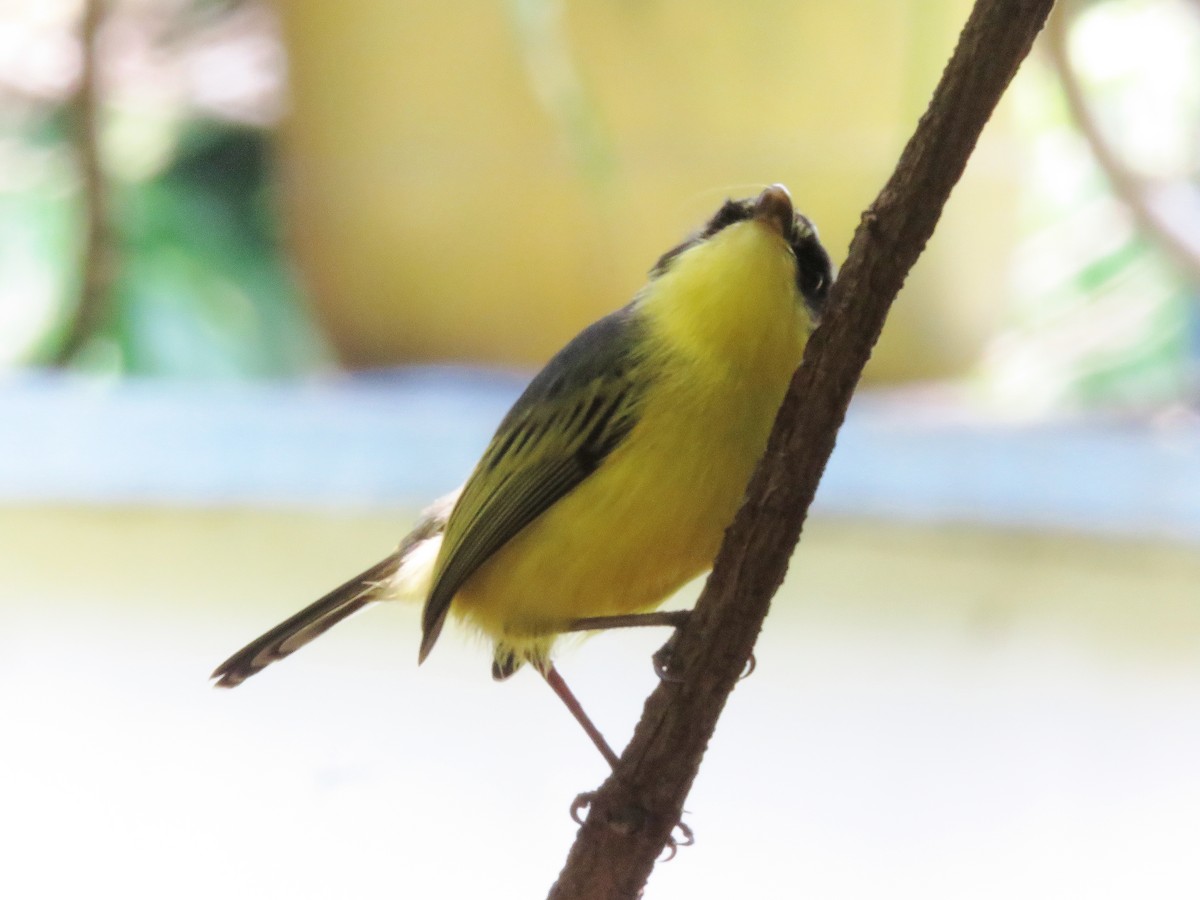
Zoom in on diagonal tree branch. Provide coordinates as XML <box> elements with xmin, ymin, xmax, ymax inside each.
<box><xmin>547</xmin><ymin>1</ymin><xmax>1056</xmax><ymax>897</ymax></box>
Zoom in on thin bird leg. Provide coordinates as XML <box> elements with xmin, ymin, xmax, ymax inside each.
<box><xmin>563</xmin><ymin>609</ymin><xmax>755</xmax><ymax>684</ymax></box>
<box><xmin>562</xmin><ymin>610</ymin><xmax>694</xmax><ymax>683</ymax></box>
<box><xmin>544</xmin><ymin>664</ymin><xmax>697</xmax><ymax>855</ymax></box>
<box><xmin>561</xmin><ymin>609</ymin><xmax>691</xmax><ymax>633</ymax></box>
<box><xmin>541</xmin><ymin>664</ymin><xmax>620</xmax><ymax>768</ymax></box>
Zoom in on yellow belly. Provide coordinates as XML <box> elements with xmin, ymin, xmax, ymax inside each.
<box><xmin>451</xmin><ymin>359</ymin><xmax>792</xmax><ymax>662</ymax></box>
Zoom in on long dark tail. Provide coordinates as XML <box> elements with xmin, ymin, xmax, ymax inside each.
<box><xmin>211</xmin><ymin>490</ymin><xmax>458</xmax><ymax>688</ymax></box>
<box><xmin>211</xmin><ymin>553</ymin><xmax>402</xmax><ymax>688</ymax></box>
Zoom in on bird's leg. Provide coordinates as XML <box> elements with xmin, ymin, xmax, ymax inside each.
<box><xmin>563</xmin><ymin>610</ymin><xmax>693</xmax><ymax>680</ymax></box>
<box><xmin>540</xmin><ymin>663</ymin><xmax>620</xmax><ymax>768</ymax></box>
<box><xmin>562</xmin><ymin>610</ymin><xmax>692</xmax><ymax>680</ymax></box>
<box><xmin>560</xmin><ymin>609</ymin><xmax>692</xmax><ymax>633</ymax></box>
<box><xmin>542</xmin><ymin>662</ymin><xmax>696</xmax><ymax>855</ymax></box>
<box><xmin>563</xmin><ymin>609</ymin><xmax>754</xmax><ymax>683</ymax></box>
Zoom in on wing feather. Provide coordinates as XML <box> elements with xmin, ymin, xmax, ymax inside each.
<box><xmin>419</xmin><ymin>306</ymin><xmax>653</xmax><ymax>656</ymax></box>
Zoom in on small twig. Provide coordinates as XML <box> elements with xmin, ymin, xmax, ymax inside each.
<box><xmin>55</xmin><ymin>0</ymin><xmax>115</xmax><ymax>366</ymax></box>
<box><xmin>1045</xmin><ymin>1</ymin><xmax>1200</xmax><ymax>285</ymax></box>
<box><xmin>547</xmin><ymin>1</ymin><xmax>1057</xmax><ymax>897</ymax></box>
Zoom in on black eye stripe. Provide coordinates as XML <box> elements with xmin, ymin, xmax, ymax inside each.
<box><xmin>790</xmin><ymin>226</ymin><xmax>834</xmax><ymax>319</ymax></box>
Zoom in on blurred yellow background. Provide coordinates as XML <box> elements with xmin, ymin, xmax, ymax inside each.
<box><xmin>279</xmin><ymin>0</ymin><xmax>1015</xmax><ymax>380</ymax></box>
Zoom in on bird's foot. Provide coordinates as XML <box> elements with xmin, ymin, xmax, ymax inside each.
<box><xmin>651</xmin><ymin>623</ymin><xmax>687</xmax><ymax>683</ymax></box>
<box><xmin>569</xmin><ymin>791</ymin><xmax>596</xmax><ymax>826</ymax></box>
<box><xmin>650</xmin><ymin>612</ymin><xmax>755</xmax><ymax>683</ymax></box>
<box><xmin>662</xmin><ymin>820</ymin><xmax>695</xmax><ymax>860</ymax></box>
<box><xmin>569</xmin><ymin>792</ymin><xmax>695</xmax><ymax>860</ymax></box>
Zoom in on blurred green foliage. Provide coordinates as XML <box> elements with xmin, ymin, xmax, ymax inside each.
<box><xmin>0</xmin><ymin>113</ymin><xmax>77</xmax><ymax>367</ymax></box>
<box><xmin>0</xmin><ymin>0</ymin><xmax>327</xmax><ymax>378</ymax></box>
<box><xmin>99</xmin><ymin>123</ymin><xmax>328</xmax><ymax>377</ymax></box>
<box><xmin>981</xmin><ymin>0</ymin><xmax>1200</xmax><ymax>413</ymax></box>
<box><xmin>32</xmin><ymin>119</ymin><xmax>329</xmax><ymax>378</ymax></box>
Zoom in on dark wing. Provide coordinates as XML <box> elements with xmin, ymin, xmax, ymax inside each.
<box><xmin>418</xmin><ymin>304</ymin><xmax>653</xmax><ymax>660</ymax></box>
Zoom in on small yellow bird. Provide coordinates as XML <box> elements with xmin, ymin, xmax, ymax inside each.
<box><xmin>212</xmin><ymin>185</ymin><xmax>832</xmax><ymax>765</ymax></box>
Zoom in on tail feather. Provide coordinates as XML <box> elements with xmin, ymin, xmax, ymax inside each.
<box><xmin>211</xmin><ymin>553</ymin><xmax>401</xmax><ymax>688</ymax></box>
<box><xmin>212</xmin><ymin>489</ymin><xmax>458</xmax><ymax>688</ymax></box>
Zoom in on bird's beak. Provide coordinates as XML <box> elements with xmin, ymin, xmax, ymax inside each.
<box><xmin>752</xmin><ymin>184</ymin><xmax>795</xmax><ymax>242</ymax></box>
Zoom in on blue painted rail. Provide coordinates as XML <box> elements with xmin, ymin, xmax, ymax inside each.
<box><xmin>3</xmin><ymin>370</ymin><xmax>1198</xmax><ymax>542</ymax></box>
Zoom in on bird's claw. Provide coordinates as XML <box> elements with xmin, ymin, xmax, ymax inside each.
<box><xmin>660</xmin><ymin>819</ymin><xmax>695</xmax><ymax>861</ymax></box>
<box><xmin>570</xmin><ymin>792</ymin><xmax>695</xmax><ymax>860</ymax></box>
<box><xmin>740</xmin><ymin>653</ymin><xmax>757</xmax><ymax>680</ymax></box>
<box><xmin>650</xmin><ymin>611</ymin><xmax>691</xmax><ymax>682</ymax></box>
<box><xmin>570</xmin><ymin>791</ymin><xmax>596</xmax><ymax>826</ymax></box>
<box><xmin>652</xmin><ymin>638</ymin><xmax>685</xmax><ymax>683</ymax></box>
<box><xmin>652</xmin><ymin>620</ymin><xmax>755</xmax><ymax>684</ymax></box>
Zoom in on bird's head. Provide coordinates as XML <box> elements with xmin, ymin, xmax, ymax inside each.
<box><xmin>650</xmin><ymin>184</ymin><xmax>834</xmax><ymax>324</ymax></box>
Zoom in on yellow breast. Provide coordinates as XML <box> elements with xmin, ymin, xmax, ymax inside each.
<box><xmin>451</xmin><ymin>215</ymin><xmax>807</xmax><ymax>660</ymax></box>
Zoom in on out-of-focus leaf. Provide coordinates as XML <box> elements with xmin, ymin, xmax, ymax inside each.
<box><xmin>96</xmin><ymin>121</ymin><xmax>330</xmax><ymax>378</ymax></box>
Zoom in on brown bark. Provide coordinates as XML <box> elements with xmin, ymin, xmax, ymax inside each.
<box><xmin>547</xmin><ymin>1</ymin><xmax>1057</xmax><ymax>897</ymax></box>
